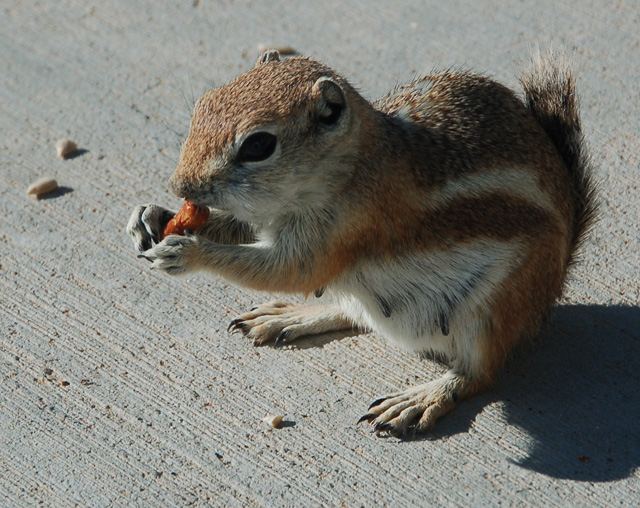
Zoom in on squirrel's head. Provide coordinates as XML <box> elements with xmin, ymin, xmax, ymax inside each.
<box><xmin>169</xmin><ymin>51</ymin><xmax>365</xmax><ymax>224</ymax></box>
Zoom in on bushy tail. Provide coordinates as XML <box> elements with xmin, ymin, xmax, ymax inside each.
<box><xmin>519</xmin><ymin>52</ymin><xmax>598</xmax><ymax>261</ymax></box>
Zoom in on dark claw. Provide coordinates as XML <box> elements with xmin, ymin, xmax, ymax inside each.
<box><xmin>374</xmin><ymin>421</ymin><xmax>394</xmax><ymax>434</ymax></box>
<box><xmin>357</xmin><ymin>413</ymin><xmax>376</xmax><ymax>424</ymax></box>
<box><xmin>227</xmin><ymin>318</ymin><xmax>242</xmax><ymax>333</ymax></box>
<box><xmin>368</xmin><ymin>397</ymin><xmax>388</xmax><ymax>409</ymax></box>
<box><xmin>249</xmin><ymin>306</ymin><xmax>258</xmax><ymax>311</ymax></box>
<box><xmin>227</xmin><ymin>319</ymin><xmax>249</xmax><ymax>334</ymax></box>
<box><xmin>137</xmin><ymin>254</ymin><xmax>153</xmax><ymax>262</ymax></box>
<box><xmin>274</xmin><ymin>330</ymin><xmax>290</xmax><ymax>347</ymax></box>
<box><xmin>373</xmin><ymin>422</ymin><xmax>393</xmax><ymax>433</ymax></box>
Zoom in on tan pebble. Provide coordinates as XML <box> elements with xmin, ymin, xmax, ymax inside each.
<box><xmin>55</xmin><ymin>139</ymin><xmax>78</xmax><ymax>159</ymax></box>
<box><xmin>262</xmin><ymin>414</ymin><xmax>285</xmax><ymax>429</ymax></box>
<box><xmin>257</xmin><ymin>44</ymin><xmax>296</xmax><ymax>56</ymax></box>
<box><xmin>27</xmin><ymin>177</ymin><xmax>58</xmax><ymax>197</ymax></box>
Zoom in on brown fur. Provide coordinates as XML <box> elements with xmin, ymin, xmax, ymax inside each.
<box><xmin>315</xmin><ymin>191</ymin><xmax>560</xmax><ymax>290</ymax></box>
<box><xmin>484</xmin><ymin>231</ymin><xmax>570</xmax><ymax>380</ymax></box>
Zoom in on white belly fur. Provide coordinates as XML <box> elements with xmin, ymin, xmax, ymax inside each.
<box><xmin>333</xmin><ymin>239</ymin><xmax>523</xmax><ymax>358</ymax></box>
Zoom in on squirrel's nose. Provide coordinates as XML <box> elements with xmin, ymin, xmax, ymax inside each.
<box><xmin>168</xmin><ymin>173</ymin><xmax>187</xmax><ymax>198</ymax></box>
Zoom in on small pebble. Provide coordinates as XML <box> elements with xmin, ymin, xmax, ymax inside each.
<box><xmin>55</xmin><ymin>139</ymin><xmax>78</xmax><ymax>159</ymax></box>
<box><xmin>262</xmin><ymin>414</ymin><xmax>285</xmax><ymax>429</ymax></box>
<box><xmin>27</xmin><ymin>177</ymin><xmax>58</xmax><ymax>198</ymax></box>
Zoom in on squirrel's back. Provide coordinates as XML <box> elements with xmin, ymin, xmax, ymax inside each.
<box><xmin>371</xmin><ymin>54</ymin><xmax>596</xmax><ymax>268</ymax></box>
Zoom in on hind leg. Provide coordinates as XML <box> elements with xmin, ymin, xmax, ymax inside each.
<box><xmin>360</xmin><ymin>240</ymin><xmax>563</xmax><ymax>438</ymax></box>
<box><xmin>228</xmin><ymin>301</ymin><xmax>354</xmax><ymax>346</ymax></box>
<box><xmin>359</xmin><ymin>318</ymin><xmax>498</xmax><ymax>438</ymax></box>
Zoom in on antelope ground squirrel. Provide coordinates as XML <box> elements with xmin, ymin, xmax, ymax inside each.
<box><xmin>127</xmin><ymin>49</ymin><xmax>596</xmax><ymax>437</ymax></box>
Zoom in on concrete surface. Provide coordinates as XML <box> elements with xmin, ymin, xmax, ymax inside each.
<box><xmin>1</xmin><ymin>0</ymin><xmax>639</xmax><ymax>506</ymax></box>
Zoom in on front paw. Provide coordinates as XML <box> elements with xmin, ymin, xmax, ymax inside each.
<box><xmin>140</xmin><ymin>234</ymin><xmax>198</xmax><ymax>275</ymax></box>
<box><xmin>127</xmin><ymin>204</ymin><xmax>175</xmax><ymax>253</ymax></box>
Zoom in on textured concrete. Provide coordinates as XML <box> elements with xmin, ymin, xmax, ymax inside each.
<box><xmin>1</xmin><ymin>0</ymin><xmax>639</xmax><ymax>506</ymax></box>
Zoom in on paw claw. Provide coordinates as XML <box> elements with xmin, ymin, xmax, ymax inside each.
<box><xmin>368</xmin><ymin>397</ymin><xmax>388</xmax><ymax>409</ymax></box>
<box><xmin>233</xmin><ymin>323</ymin><xmax>249</xmax><ymax>335</ymax></box>
<box><xmin>357</xmin><ymin>413</ymin><xmax>375</xmax><ymax>424</ymax></box>
<box><xmin>273</xmin><ymin>330</ymin><xmax>291</xmax><ymax>347</ymax></box>
<box><xmin>373</xmin><ymin>421</ymin><xmax>393</xmax><ymax>433</ymax></box>
<box><xmin>227</xmin><ymin>319</ymin><xmax>242</xmax><ymax>333</ymax></box>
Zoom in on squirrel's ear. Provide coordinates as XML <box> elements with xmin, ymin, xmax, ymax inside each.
<box><xmin>312</xmin><ymin>77</ymin><xmax>347</xmax><ymax>126</ymax></box>
<box><xmin>255</xmin><ymin>50</ymin><xmax>281</xmax><ymax>67</ymax></box>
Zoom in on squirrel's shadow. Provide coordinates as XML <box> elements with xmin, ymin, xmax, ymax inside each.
<box><xmin>432</xmin><ymin>303</ymin><xmax>640</xmax><ymax>482</ymax></box>
<box><xmin>288</xmin><ymin>328</ymin><xmax>361</xmax><ymax>349</ymax></box>
<box><xmin>292</xmin><ymin>304</ymin><xmax>640</xmax><ymax>482</ymax></box>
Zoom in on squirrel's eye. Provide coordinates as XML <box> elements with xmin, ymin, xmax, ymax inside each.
<box><xmin>236</xmin><ymin>132</ymin><xmax>277</xmax><ymax>163</ymax></box>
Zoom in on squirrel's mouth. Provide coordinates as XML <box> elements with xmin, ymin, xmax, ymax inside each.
<box><xmin>181</xmin><ymin>188</ymin><xmax>227</xmax><ymax>212</ymax></box>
